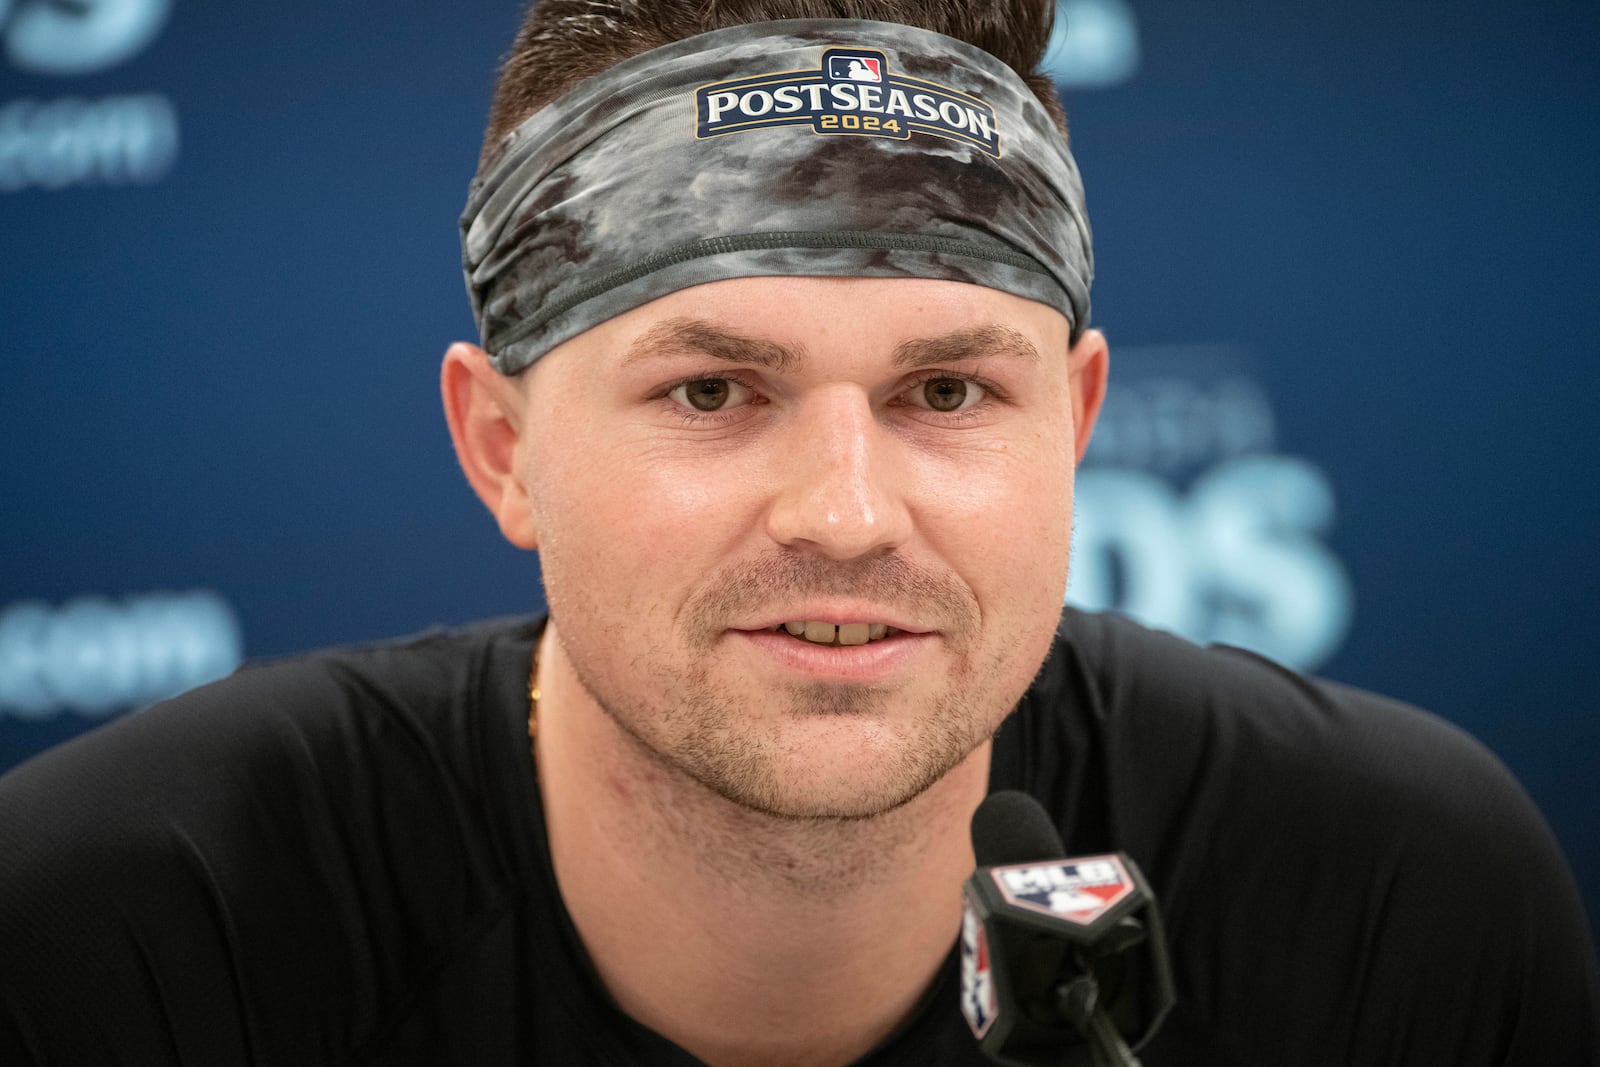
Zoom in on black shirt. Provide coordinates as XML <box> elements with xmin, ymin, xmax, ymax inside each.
<box><xmin>2</xmin><ymin>610</ymin><xmax>1595</xmax><ymax>1065</ymax></box>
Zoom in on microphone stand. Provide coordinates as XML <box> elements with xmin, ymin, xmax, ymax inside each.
<box><xmin>1086</xmin><ymin>1011</ymin><xmax>1139</xmax><ymax>1067</ymax></box>
<box><xmin>1052</xmin><ymin>943</ymin><xmax>1148</xmax><ymax>1067</ymax></box>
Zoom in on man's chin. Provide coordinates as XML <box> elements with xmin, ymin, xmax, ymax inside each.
<box><xmin>583</xmin><ymin>664</ymin><xmax>996</xmax><ymax>822</ymax></box>
<box><xmin>669</xmin><ymin>715</ymin><xmax>982</xmax><ymax>823</ymax></box>
<box><xmin>690</xmin><ymin>767</ymin><xmax>942</xmax><ymax>823</ymax></box>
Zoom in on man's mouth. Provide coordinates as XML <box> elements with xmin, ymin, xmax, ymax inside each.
<box><xmin>767</xmin><ymin>622</ymin><xmax>900</xmax><ymax>647</ymax></box>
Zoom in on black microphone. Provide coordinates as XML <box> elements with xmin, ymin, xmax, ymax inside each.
<box><xmin>960</xmin><ymin>791</ymin><xmax>1175</xmax><ymax>1067</ymax></box>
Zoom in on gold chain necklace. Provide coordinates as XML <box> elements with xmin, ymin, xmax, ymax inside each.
<box><xmin>527</xmin><ymin>635</ymin><xmax>542</xmax><ymax>768</ymax></box>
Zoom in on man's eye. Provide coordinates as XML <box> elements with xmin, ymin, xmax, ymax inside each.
<box><xmin>907</xmin><ymin>377</ymin><xmax>986</xmax><ymax>413</ymax></box>
<box><xmin>668</xmin><ymin>377</ymin><xmax>753</xmax><ymax>413</ymax></box>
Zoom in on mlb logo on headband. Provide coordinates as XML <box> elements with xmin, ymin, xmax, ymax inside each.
<box><xmin>828</xmin><ymin>54</ymin><xmax>882</xmax><ymax>82</ymax></box>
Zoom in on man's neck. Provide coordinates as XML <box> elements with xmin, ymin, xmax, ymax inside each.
<box><xmin>534</xmin><ymin>624</ymin><xmax>990</xmax><ymax>1067</ymax></box>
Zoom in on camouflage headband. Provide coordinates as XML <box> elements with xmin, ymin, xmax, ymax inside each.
<box><xmin>461</xmin><ymin>18</ymin><xmax>1093</xmax><ymax>376</ymax></box>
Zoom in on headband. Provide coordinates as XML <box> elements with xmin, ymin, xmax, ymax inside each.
<box><xmin>462</xmin><ymin>19</ymin><xmax>1093</xmax><ymax>376</ymax></box>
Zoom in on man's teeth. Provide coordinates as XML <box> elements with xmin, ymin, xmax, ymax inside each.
<box><xmin>776</xmin><ymin>622</ymin><xmax>896</xmax><ymax>645</ymax></box>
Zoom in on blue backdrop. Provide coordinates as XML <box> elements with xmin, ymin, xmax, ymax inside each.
<box><xmin>3</xmin><ymin>0</ymin><xmax>1596</xmax><ymax>941</ymax></box>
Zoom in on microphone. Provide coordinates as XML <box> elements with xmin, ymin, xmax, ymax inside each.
<box><xmin>960</xmin><ymin>791</ymin><xmax>1175</xmax><ymax>1067</ymax></box>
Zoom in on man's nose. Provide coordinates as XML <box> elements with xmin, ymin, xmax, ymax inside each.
<box><xmin>764</xmin><ymin>387</ymin><xmax>913</xmax><ymax>560</ymax></box>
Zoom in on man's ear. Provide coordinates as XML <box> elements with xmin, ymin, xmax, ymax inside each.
<box><xmin>1067</xmin><ymin>328</ymin><xmax>1109</xmax><ymax>464</ymax></box>
<box><xmin>441</xmin><ymin>342</ymin><xmax>539</xmax><ymax>550</ymax></box>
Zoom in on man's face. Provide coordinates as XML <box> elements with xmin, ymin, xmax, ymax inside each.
<box><xmin>518</xmin><ymin>276</ymin><xmax>1099</xmax><ymax>820</ymax></box>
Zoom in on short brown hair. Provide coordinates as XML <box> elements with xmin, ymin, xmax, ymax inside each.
<box><xmin>481</xmin><ymin>0</ymin><xmax>1066</xmax><ymax>166</ymax></box>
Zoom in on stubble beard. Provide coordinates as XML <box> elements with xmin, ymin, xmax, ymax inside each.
<box><xmin>592</xmin><ymin>668</ymin><xmax>993</xmax><ymax>821</ymax></box>
<box><xmin>554</xmin><ymin>549</ymin><xmax>1017</xmax><ymax>823</ymax></box>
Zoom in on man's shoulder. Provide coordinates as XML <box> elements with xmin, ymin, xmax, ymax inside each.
<box><xmin>0</xmin><ymin>610</ymin><xmax>544</xmax><ymax>863</ymax></box>
<box><xmin>246</xmin><ymin>613</ymin><xmax>539</xmax><ymax>723</ymax></box>
<box><xmin>1037</xmin><ymin>606</ymin><xmax>1548</xmax><ymax>858</ymax></box>
<box><xmin>1036</xmin><ymin>609</ymin><xmax>1599</xmax><ymax>1064</ymax></box>
<box><xmin>0</xmin><ymin>612</ymin><xmax>545</xmax><ymax>857</ymax></box>
<box><xmin>0</xmin><ymin>615</ymin><xmax>546</xmax><ymax>1065</ymax></box>
<box><xmin>230</xmin><ymin>612</ymin><xmax>543</xmax><ymax>707</ymax></box>
<box><xmin>9</xmin><ymin>613</ymin><xmax>530</xmax><ymax>785</ymax></box>
<box><xmin>1042</xmin><ymin>606</ymin><xmax>1495</xmax><ymax>793</ymax></box>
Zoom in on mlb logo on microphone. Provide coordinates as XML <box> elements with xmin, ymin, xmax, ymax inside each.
<box><xmin>827</xmin><ymin>53</ymin><xmax>882</xmax><ymax>82</ymax></box>
<box><xmin>991</xmin><ymin>855</ymin><xmax>1135</xmax><ymax>926</ymax></box>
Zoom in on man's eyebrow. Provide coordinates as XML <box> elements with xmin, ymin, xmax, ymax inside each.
<box><xmin>618</xmin><ymin>319</ymin><xmax>1040</xmax><ymax>373</ymax></box>
<box><xmin>620</xmin><ymin>318</ymin><xmax>805</xmax><ymax>372</ymax></box>
<box><xmin>892</xmin><ymin>324</ymin><xmax>1042</xmax><ymax>369</ymax></box>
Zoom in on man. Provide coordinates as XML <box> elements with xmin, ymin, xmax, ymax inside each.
<box><xmin>2</xmin><ymin>1</ymin><xmax>1596</xmax><ymax>1064</ymax></box>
